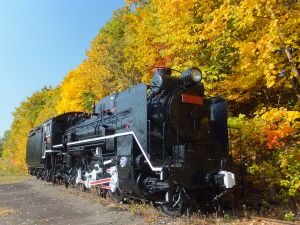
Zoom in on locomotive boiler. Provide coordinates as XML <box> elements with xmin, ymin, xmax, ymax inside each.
<box><xmin>26</xmin><ymin>67</ymin><xmax>236</xmax><ymax>215</ymax></box>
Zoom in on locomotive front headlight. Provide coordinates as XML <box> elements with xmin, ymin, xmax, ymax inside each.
<box><xmin>181</xmin><ymin>67</ymin><xmax>202</xmax><ymax>83</ymax></box>
<box><xmin>191</xmin><ymin>68</ymin><xmax>202</xmax><ymax>82</ymax></box>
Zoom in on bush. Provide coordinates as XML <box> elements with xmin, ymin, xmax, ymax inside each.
<box><xmin>228</xmin><ymin>108</ymin><xmax>300</xmax><ymax>210</ymax></box>
<box><xmin>0</xmin><ymin>158</ymin><xmax>24</xmax><ymax>176</ymax></box>
<box><xmin>284</xmin><ymin>211</ymin><xmax>296</xmax><ymax>221</ymax></box>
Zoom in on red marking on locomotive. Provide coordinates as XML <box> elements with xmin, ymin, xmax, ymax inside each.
<box><xmin>101</xmin><ymin>186</ymin><xmax>111</xmax><ymax>190</ymax></box>
<box><xmin>90</xmin><ymin>178</ymin><xmax>111</xmax><ymax>185</ymax></box>
<box><xmin>182</xmin><ymin>94</ymin><xmax>203</xmax><ymax>105</ymax></box>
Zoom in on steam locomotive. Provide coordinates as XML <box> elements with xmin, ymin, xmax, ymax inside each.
<box><xmin>26</xmin><ymin>67</ymin><xmax>236</xmax><ymax>215</ymax></box>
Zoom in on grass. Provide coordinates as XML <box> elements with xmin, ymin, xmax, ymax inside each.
<box><xmin>126</xmin><ymin>200</ymin><xmax>295</xmax><ymax>224</ymax></box>
<box><xmin>0</xmin><ymin>208</ymin><xmax>17</xmax><ymax>217</ymax></box>
<box><xmin>0</xmin><ymin>175</ymin><xmax>29</xmax><ymax>185</ymax></box>
<box><xmin>69</xmin><ymin>186</ymin><xmax>293</xmax><ymax>224</ymax></box>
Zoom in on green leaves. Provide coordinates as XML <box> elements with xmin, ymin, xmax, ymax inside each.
<box><xmin>229</xmin><ymin>107</ymin><xmax>300</xmax><ymax>198</ymax></box>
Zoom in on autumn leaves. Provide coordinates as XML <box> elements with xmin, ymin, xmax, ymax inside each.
<box><xmin>1</xmin><ymin>0</ymin><xmax>299</xmax><ymax>200</ymax></box>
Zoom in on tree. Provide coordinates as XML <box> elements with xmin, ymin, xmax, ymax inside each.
<box><xmin>0</xmin><ymin>137</ymin><xmax>3</xmax><ymax>157</ymax></box>
<box><xmin>0</xmin><ymin>131</ymin><xmax>10</xmax><ymax>157</ymax></box>
<box><xmin>2</xmin><ymin>87</ymin><xmax>59</xmax><ymax>171</ymax></box>
<box><xmin>124</xmin><ymin>0</ymin><xmax>300</xmax><ymax>113</ymax></box>
<box><xmin>57</xmin><ymin>8</ymin><xmax>142</xmax><ymax>114</ymax></box>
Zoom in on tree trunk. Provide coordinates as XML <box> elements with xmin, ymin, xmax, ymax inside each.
<box><xmin>270</xmin><ymin>8</ymin><xmax>300</xmax><ymax>103</ymax></box>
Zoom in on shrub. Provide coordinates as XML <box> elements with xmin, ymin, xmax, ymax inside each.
<box><xmin>228</xmin><ymin>108</ymin><xmax>300</xmax><ymax>211</ymax></box>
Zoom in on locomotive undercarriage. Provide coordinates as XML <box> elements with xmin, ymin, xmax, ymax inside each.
<box><xmin>29</xmin><ymin>138</ymin><xmax>235</xmax><ymax>216</ymax></box>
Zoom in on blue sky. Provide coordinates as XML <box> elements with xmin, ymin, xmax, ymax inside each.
<box><xmin>0</xmin><ymin>0</ymin><xmax>124</xmax><ymax>137</ymax></box>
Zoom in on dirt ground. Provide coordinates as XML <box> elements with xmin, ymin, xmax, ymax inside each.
<box><xmin>1</xmin><ymin>177</ymin><xmax>297</xmax><ymax>225</ymax></box>
<box><xmin>0</xmin><ymin>177</ymin><xmax>145</xmax><ymax>225</ymax></box>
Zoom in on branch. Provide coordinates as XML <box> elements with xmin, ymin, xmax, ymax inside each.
<box><xmin>270</xmin><ymin>8</ymin><xmax>300</xmax><ymax>88</ymax></box>
<box><xmin>269</xmin><ymin>8</ymin><xmax>300</xmax><ymax>104</ymax></box>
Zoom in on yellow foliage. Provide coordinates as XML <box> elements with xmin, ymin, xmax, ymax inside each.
<box><xmin>1</xmin><ymin>87</ymin><xmax>59</xmax><ymax>172</ymax></box>
<box><xmin>2</xmin><ymin>0</ymin><xmax>300</xmax><ymax>178</ymax></box>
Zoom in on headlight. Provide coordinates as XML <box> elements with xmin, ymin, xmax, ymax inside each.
<box><xmin>181</xmin><ymin>67</ymin><xmax>202</xmax><ymax>83</ymax></box>
<box><xmin>191</xmin><ymin>68</ymin><xmax>202</xmax><ymax>82</ymax></box>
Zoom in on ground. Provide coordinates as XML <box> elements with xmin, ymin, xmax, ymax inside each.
<box><xmin>0</xmin><ymin>177</ymin><xmax>144</xmax><ymax>225</ymax></box>
<box><xmin>0</xmin><ymin>176</ymin><xmax>297</xmax><ymax>225</ymax></box>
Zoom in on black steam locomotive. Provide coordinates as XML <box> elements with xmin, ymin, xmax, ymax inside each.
<box><xmin>26</xmin><ymin>67</ymin><xmax>236</xmax><ymax>215</ymax></box>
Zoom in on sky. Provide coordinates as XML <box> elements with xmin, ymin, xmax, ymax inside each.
<box><xmin>0</xmin><ymin>0</ymin><xmax>125</xmax><ymax>137</ymax></box>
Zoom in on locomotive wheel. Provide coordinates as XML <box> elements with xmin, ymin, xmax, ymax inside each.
<box><xmin>63</xmin><ymin>175</ymin><xmax>70</xmax><ymax>189</ymax></box>
<box><xmin>64</xmin><ymin>181</ymin><xmax>69</xmax><ymax>189</ymax></box>
<box><xmin>99</xmin><ymin>188</ymin><xmax>108</xmax><ymax>198</ymax></box>
<box><xmin>161</xmin><ymin>187</ymin><xmax>186</xmax><ymax>216</ymax></box>
<box><xmin>110</xmin><ymin>187</ymin><xmax>125</xmax><ymax>203</ymax></box>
